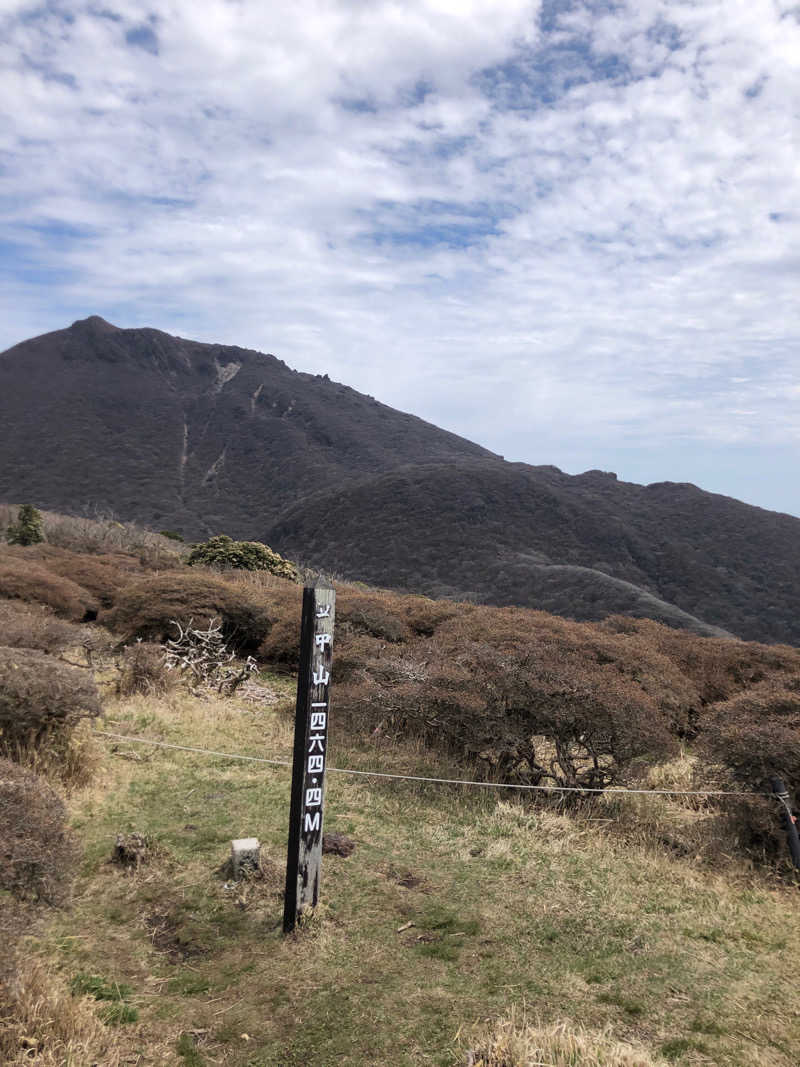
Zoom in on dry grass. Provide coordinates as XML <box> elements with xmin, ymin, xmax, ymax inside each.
<box><xmin>0</xmin><ymin>956</ymin><xmax>123</xmax><ymax>1067</ymax></box>
<box><xmin>10</xmin><ymin>718</ymin><xmax>105</xmax><ymax>790</ymax></box>
<box><xmin>462</xmin><ymin>1008</ymin><xmax>669</xmax><ymax>1066</ymax></box>
<box><xmin>0</xmin><ymin>502</ymin><xmax>181</xmax><ymax>567</ymax></box>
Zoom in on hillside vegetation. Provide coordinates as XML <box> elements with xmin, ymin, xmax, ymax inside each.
<box><xmin>1</xmin><ymin>509</ymin><xmax>800</xmax><ymax>1065</ymax></box>
<box><xmin>2</xmin><ymin>318</ymin><xmax>800</xmax><ymax>644</ymax></box>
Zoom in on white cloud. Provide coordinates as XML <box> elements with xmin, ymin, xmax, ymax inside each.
<box><xmin>1</xmin><ymin>0</ymin><xmax>798</xmax><ymax>514</ymax></box>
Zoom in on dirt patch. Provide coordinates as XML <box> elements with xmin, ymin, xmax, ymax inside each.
<box><xmin>385</xmin><ymin>865</ymin><xmax>426</xmax><ymax>890</ymax></box>
<box><xmin>322</xmin><ymin>831</ymin><xmax>356</xmax><ymax>857</ymax></box>
<box><xmin>144</xmin><ymin>909</ymin><xmax>210</xmax><ymax>962</ymax></box>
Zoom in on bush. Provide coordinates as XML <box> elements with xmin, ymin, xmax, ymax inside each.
<box><xmin>0</xmin><ymin>758</ymin><xmax>75</xmax><ymax>904</ymax></box>
<box><xmin>117</xmin><ymin>641</ymin><xmax>174</xmax><ymax>697</ymax></box>
<box><xmin>256</xmin><ymin>584</ymin><xmax>305</xmax><ymax>667</ymax></box>
<box><xmin>0</xmin><ymin>599</ymin><xmax>88</xmax><ymax>655</ymax></box>
<box><xmin>700</xmin><ymin>681</ymin><xmax>800</xmax><ymax>790</ymax></box>
<box><xmin>337</xmin><ymin>592</ymin><xmax>410</xmax><ymax>643</ymax></box>
<box><xmin>186</xmin><ymin>534</ymin><xmax>298</xmax><ymax>580</ymax></box>
<box><xmin>5</xmin><ymin>504</ymin><xmax>45</xmax><ymax>546</ymax></box>
<box><xmin>337</xmin><ymin>606</ymin><xmax>692</xmax><ymax>789</ymax></box>
<box><xmin>698</xmin><ymin>680</ymin><xmax>800</xmax><ymax>864</ymax></box>
<box><xmin>102</xmin><ymin>571</ymin><xmax>273</xmax><ymax>651</ymax></box>
<box><xmin>3</xmin><ymin>544</ymin><xmax>145</xmax><ymax>608</ymax></box>
<box><xmin>27</xmin><ymin>507</ymin><xmax>181</xmax><ymax>567</ymax></box>
<box><xmin>0</xmin><ymin>554</ymin><xmax>99</xmax><ymax>621</ymax></box>
<box><xmin>0</xmin><ymin>646</ymin><xmax>102</xmax><ymax>750</ymax></box>
<box><xmin>600</xmin><ymin>616</ymin><xmax>800</xmax><ymax>713</ymax></box>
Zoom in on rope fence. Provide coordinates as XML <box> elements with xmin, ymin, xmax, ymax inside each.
<box><xmin>93</xmin><ymin>730</ymin><xmax>767</xmax><ymax>799</ymax></box>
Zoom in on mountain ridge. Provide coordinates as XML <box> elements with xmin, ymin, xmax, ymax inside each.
<box><xmin>2</xmin><ymin>317</ymin><xmax>798</xmax><ymax>644</ymax></box>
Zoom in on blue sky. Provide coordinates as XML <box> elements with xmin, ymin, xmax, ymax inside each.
<box><xmin>1</xmin><ymin>0</ymin><xmax>799</xmax><ymax>516</ymax></box>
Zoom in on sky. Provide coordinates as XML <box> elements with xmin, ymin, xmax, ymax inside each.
<box><xmin>1</xmin><ymin>0</ymin><xmax>799</xmax><ymax>517</ymax></box>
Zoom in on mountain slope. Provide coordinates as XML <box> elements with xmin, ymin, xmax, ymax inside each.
<box><xmin>2</xmin><ymin>317</ymin><xmax>799</xmax><ymax>644</ymax></box>
<box><xmin>267</xmin><ymin>460</ymin><xmax>800</xmax><ymax>642</ymax></box>
<box><xmin>0</xmin><ymin>316</ymin><xmax>495</xmax><ymax>537</ymax></box>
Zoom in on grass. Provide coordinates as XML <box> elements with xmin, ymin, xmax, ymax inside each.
<box><xmin>17</xmin><ymin>676</ymin><xmax>800</xmax><ymax>1066</ymax></box>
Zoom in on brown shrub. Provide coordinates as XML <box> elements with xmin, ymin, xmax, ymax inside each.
<box><xmin>696</xmin><ymin>680</ymin><xmax>800</xmax><ymax>864</ymax></box>
<box><xmin>0</xmin><ymin>758</ymin><xmax>75</xmax><ymax>904</ymax></box>
<box><xmin>116</xmin><ymin>641</ymin><xmax>174</xmax><ymax>696</ymax></box>
<box><xmin>0</xmin><ymin>554</ymin><xmax>98</xmax><ymax>621</ymax></box>
<box><xmin>0</xmin><ymin>599</ymin><xmax>87</xmax><ymax>655</ymax></box>
<box><xmin>337</xmin><ymin>591</ymin><xmax>411</xmax><ymax>643</ymax></box>
<box><xmin>400</xmin><ymin>594</ymin><xmax>464</xmax><ymax>636</ymax></box>
<box><xmin>337</xmin><ymin>605</ymin><xmax>693</xmax><ymax>789</ymax></box>
<box><xmin>700</xmin><ymin>680</ymin><xmax>800</xmax><ymax>790</ymax></box>
<box><xmin>2</xmin><ymin>544</ymin><xmax>145</xmax><ymax>608</ymax></box>
<box><xmin>601</xmin><ymin>616</ymin><xmax>800</xmax><ymax>711</ymax></box>
<box><xmin>25</xmin><ymin>506</ymin><xmax>181</xmax><ymax>567</ymax></box>
<box><xmin>257</xmin><ymin>586</ymin><xmax>467</xmax><ymax>669</ymax></box>
<box><xmin>102</xmin><ymin>570</ymin><xmax>273</xmax><ymax>650</ymax></box>
<box><xmin>256</xmin><ymin>583</ymin><xmax>304</xmax><ymax>666</ymax></box>
<box><xmin>0</xmin><ymin>646</ymin><xmax>102</xmax><ymax>749</ymax></box>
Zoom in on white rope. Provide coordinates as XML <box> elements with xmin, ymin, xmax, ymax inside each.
<box><xmin>94</xmin><ymin>730</ymin><xmax>767</xmax><ymax>798</ymax></box>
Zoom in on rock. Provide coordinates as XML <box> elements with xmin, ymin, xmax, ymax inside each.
<box><xmin>230</xmin><ymin>837</ymin><xmax>261</xmax><ymax>879</ymax></box>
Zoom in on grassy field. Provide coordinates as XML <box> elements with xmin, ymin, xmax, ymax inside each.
<box><xmin>14</xmin><ymin>672</ymin><xmax>800</xmax><ymax>1067</ymax></box>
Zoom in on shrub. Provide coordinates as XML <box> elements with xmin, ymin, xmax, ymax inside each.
<box><xmin>30</xmin><ymin>508</ymin><xmax>181</xmax><ymax>567</ymax></box>
<box><xmin>117</xmin><ymin>641</ymin><xmax>174</xmax><ymax>697</ymax></box>
<box><xmin>159</xmin><ymin>529</ymin><xmax>185</xmax><ymax>542</ymax></box>
<box><xmin>337</xmin><ymin>592</ymin><xmax>410</xmax><ymax>643</ymax></box>
<box><xmin>337</xmin><ymin>606</ymin><xmax>691</xmax><ymax>789</ymax></box>
<box><xmin>256</xmin><ymin>584</ymin><xmax>305</xmax><ymax>667</ymax></box>
<box><xmin>700</xmin><ymin>681</ymin><xmax>800</xmax><ymax>790</ymax></box>
<box><xmin>0</xmin><ymin>599</ymin><xmax>87</xmax><ymax>655</ymax></box>
<box><xmin>0</xmin><ymin>554</ymin><xmax>99</xmax><ymax>621</ymax></box>
<box><xmin>0</xmin><ymin>758</ymin><xmax>75</xmax><ymax>904</ymax></box>
<box><xmin>698</xmin><ymin>680</ymin><xmax>800</xmax><ymax>864</ymax></box>
<box><xmin>600</xmin><ymin>616</ymin><xmax>800</xmax><ymax>712</ymax></box>
<box><xmin>0</xmin><ymin>646</ymin><xmax>102</xmax><ymax>750</ymax></box>
<box><xmin>3</xmin><ymin>544</ymin><xmax>145</xmax><ymax>608</ymax></box>
<box><xmin>102</xmin><ymin>571</ymin><xmax>273</xmax><ymax>651</ymax></box>
<box><xmin>5</xmin><ymin>504</ymin><xmax>45</xmax><ymax>546</ymax></box>
<box><xmin>186</xmin><ymin>534</ymin><xmax>298</xmax><ymax>580</ymax></box>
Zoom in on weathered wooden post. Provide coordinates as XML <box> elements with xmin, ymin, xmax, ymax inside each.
<box><xmin>283</xmin><ymin>585</ymin><xmax>335</xmax><ymax>933</ymax></box>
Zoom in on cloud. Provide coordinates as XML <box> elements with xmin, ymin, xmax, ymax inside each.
<box><xmin>1</xmin><ymin>0</ymin><xmax>798</xmax><ymax>514</ymax></box>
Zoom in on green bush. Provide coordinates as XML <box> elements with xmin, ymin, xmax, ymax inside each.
<box><xmin>186</xmin><ymin>534</ymin><xmax>298</xmax><ymax>581</ymax></box>
<box><xmin>6</xmin><ymin>504</ymin><xmax>45</xmax><ymax>547</ymax></box>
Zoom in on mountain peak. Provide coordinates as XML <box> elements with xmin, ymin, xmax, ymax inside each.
<box><xmin>70</xmin><ymin>315</ymin><xmax>120</xmax><ymax>333</ymax></box>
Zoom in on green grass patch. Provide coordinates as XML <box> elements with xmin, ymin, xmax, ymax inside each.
<box><xmin>32</xmin><ymin>682</ymin><xmax>800</xmax><ymax>1066</ymax></box>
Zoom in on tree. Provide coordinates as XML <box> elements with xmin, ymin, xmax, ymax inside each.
<box><xmin>6</xmin><ymin>504</ymin><xmax>45</xmax><ymax>546</ymax></box>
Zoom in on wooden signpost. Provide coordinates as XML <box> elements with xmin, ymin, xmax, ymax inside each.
<box><xmin>283</xmin><ymin>585</ymin><xmax>335</xmax><ymax>933</ymax></box>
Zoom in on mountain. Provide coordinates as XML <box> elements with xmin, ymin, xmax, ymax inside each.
<box><xmin>0</xmin><ymin>316</ymin><xmax>493</xmax><ymax>535</ymax></box>
<box><xmin>2</xmin><ymin>316</ymin><xmax>799</xmax><ymax>644</ymax></box>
